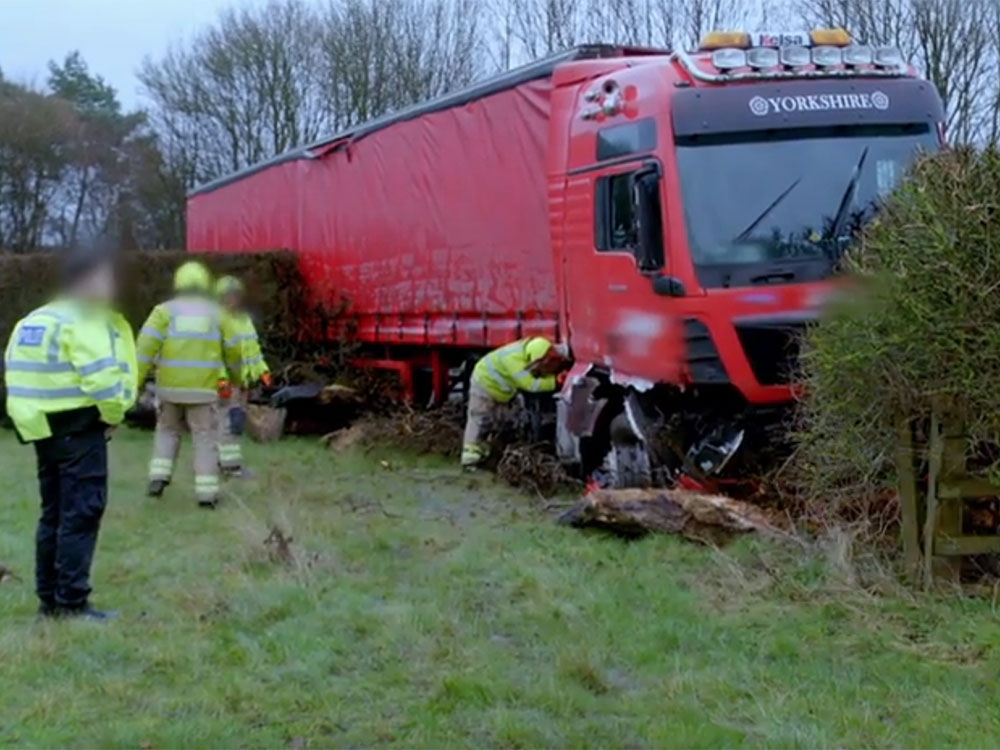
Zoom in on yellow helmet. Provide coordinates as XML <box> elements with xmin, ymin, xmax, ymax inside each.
<box><xmin>524</xmin><ymin>337</ymin><xmax>552</xmax><ymax>362</ymax></box>
<box><xmin>174</xmin><ymin>261</ymin><xmax>211</xmax><ymax>292</ymax></box>
<box><xmin>214</xmin><ymin>275</ymin><xmax>244</xmax><ymax>297</ymax></box>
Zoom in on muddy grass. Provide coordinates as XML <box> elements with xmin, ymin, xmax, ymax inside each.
<box><xmin>4</xmin><ymin>430</ymin><xmax>1000</xmax><ymax>747</ymax></box>
<box><xmin>320</xmin><ymin>399</ymin><xmax>581</xmax><ymax>497</ymax></box>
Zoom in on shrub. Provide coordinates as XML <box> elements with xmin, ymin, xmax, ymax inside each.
<box><xmin>0</xmin><ymin>249</ymin><xmax>312</xmax><ymax>374</ymax></box>
<box><xmin>795</xmin><ymin>147</ymin><xmax>1000</xmax><ymax>517</ymax></box>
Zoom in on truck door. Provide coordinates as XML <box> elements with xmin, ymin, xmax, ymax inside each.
<box><xmin>562</xmin><ymin>157</ymin><xmax>683</xmax><ymax>384</ymax></box>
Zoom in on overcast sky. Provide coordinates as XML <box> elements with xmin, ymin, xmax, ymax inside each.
<box><xmin>0</xmin><ymin>0</ymin><xmax>243</xmax><ymax>108</ymax></box>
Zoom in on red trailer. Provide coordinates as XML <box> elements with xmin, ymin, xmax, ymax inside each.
<box><xmin>189</xmin><ymin>33</ymin><xmax>944</xmax><ymax>485</ymax></box>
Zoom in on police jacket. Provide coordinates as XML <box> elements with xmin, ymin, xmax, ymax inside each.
<box><xmin>4</xmin><ymin>299</ymin><xmax>138</xmax><ymax>442</ymax></box>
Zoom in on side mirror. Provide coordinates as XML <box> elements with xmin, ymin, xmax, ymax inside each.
<box><xmin>631</xmin><ymin>165</ymin><xmax>665</xmax><ymax>273</ymax></box>
<box><xmin>651</xmin><ymin>275</ymin><xmax>685</xmax><ymax>297</ymax></box>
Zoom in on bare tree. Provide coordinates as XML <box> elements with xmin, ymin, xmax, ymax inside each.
<box><xmin>798</xmin><ymin>0</ymin><xmax>1000</xmax><ymax>144</ymax></box>
<box><xmin>139</xmin><ymin>0</ymin><xmax>330</xmax><ymax>177</ymax></box>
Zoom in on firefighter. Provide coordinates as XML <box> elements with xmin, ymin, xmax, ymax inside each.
<box><xmin>4</xmin><ymin>248</ymin><xmax>137</xmax><ymax>619</ymax></box>
<box><xmin>461</xmin><ymin>336</ymin><xmax>570</xmax><ymax>468</ymax></box>
<box><xmin>214</xmin><ymin>275</ymin><xmax>271</xmax><ymax>477</ymax></box>
<box><xmin>136</xmin><ymin>261</ymin><xmax>243</xmax><ymax>508</ymax></box>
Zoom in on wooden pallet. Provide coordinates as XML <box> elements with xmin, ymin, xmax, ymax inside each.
<box><xmin>897</xmin><ymin>405</ymin><xmax>1000</xmax><ymax>587</ymax></box>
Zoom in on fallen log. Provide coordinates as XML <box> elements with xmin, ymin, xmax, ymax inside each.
<box><xmin>558</xmin><ymin>488</ymin><xmax>776</xmax><ymax>543</ymax></box>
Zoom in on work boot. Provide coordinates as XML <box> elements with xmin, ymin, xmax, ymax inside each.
<box><xmin>147</xmin><ymin>479</ymin><xmax>168</xmax><ymax>497</ymax></box>
<box><xmin>56</xmin><ymin>605</ymin><xmax>119</xmax><ymax>621</ymax></box>
<box><xmin>37</xmin><ymin>601</ymin><xmax>58</xmax><ymax>619</ymax></box>
<box><xmin>198</xmin><ymin>497</ymin><xmax>219</xmax><ymax>510</ymax></box>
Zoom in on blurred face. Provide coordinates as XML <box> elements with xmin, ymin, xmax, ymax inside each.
<box><xmin>222</xmin><ymin>290</ymin><xmax>243</xmax><ymax>310</ymax></box>
<box><xmin>71</xmin><ymin>262</ymin><xmax>116</xmax><ymax>304</ymax></box>
<box><xmin>532</xmin><ymin>350</ymin><xmax>567</xmax><ymax>376</ymax></box>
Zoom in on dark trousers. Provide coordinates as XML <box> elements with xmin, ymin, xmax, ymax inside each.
<box><xmin>33</xmin><ymin>426</ymin><xmax>108</xmax><ymax>609</ymax></box>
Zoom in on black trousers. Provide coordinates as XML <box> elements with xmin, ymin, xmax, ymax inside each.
<box><xmin>33</xmin><ymin>425</ymin><xmax>108</xmax><ymax>609</ymax></box>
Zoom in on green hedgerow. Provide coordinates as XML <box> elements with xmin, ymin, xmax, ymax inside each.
<box><xmin>796</xmin><ymin>146</ymin><xmax>1000</xmax><ymax>513</ymax></box>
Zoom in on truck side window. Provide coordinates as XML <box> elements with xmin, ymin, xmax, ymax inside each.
<box><xmin>595</xmin><ymin>172</ymin><xmax>637</xmax><ymax>252</ymax></box>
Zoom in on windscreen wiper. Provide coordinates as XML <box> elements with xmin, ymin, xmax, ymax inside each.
<box><xmin>826</xmin><ymin>146</ymin><xmax>869</xmax><ymax>245</ymax></box>
<box><xmin>733</xmin><ymin>177</ymin><xmax>802</xmax><ymax>243</ymax></box>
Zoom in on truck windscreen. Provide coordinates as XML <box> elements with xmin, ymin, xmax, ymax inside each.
<box><xmin>675</xmin><ymin>123</ymin><xmax>938</xmax><ymax>287</ymax></box>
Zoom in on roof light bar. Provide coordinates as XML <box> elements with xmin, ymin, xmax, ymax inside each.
<box><xmin>874</xmin><ymin>46</ymin><xmax>905</xmax><ymax>68</ymax></box>
<box><xmin>711</xmin><ymin>48</ymin><xmax>748</xmax><ymax>69</ymax></box>
<box><xmin>746</xmin><ymin>47</ymin><xmax>780</xmax><ymax>68</ymax></box>
<box><xmin>810</xmin><ymin>28</ymin><xmax>851</xmax><ymax>46</ymax></box>
<box><xmin>700</xmin><ymin>30</ymin><xmax>751</xmax><ymax>50</ymax></box>
<box><xmin>843</xmin><ymin>45</ymin><xmax>873</xmax><ymax>65</ymax></box>
<box><xmin>779</xmin><ymin>45</ymin><xmax>811</xmax><ymax>67</ymax></box>
<box><xmin>812</xmin><ymin>45</ymin><xmax>842</xmax><ymax>67</ymax></box>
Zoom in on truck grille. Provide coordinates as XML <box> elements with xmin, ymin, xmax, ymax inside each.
<box><xmin>735</xmin><ymin>322</ymin><xmax>806</xmax><ymax>386</ymax></box>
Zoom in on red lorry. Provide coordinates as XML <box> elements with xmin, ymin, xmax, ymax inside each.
<box><xmin>188</xmin><ymin>31</ymin><xmax>944</xmax><ymax>485</ymax></box>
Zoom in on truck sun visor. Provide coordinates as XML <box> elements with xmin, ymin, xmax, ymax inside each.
<box><xmin>672</xmin><ymin>78</ymin><xmax>945</xmax><ymax>137</ymax></box>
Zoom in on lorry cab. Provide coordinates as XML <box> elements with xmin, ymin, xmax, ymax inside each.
<box><xmin>550</xmin><ymin>30</ymin><xmax>945</xmax><ymax>484</ymax></box>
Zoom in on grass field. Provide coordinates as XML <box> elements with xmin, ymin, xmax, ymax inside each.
<box><xmin>2</xmin><ymin>429</ymin><xmax>1000</xmax><ymax>748</ymax></box>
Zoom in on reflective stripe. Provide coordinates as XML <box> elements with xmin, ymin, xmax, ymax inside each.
<box><xmin>138</xmin><ymin>355</ymin><xmax>155</xmax><ymax>364</ymax></box>
<box><xmin>512</xmin><ymin>368</ymin><xmax>545</xmax><ymax>393</ymax></box>
<box><xmin>139</xmin><ymin>327</ymin><xmax>164</xmax><ymax>341</ymax></box>
<box><xmin>47</xmin><ymin>324</ymin><xmax>62</xmax><ymax>363</ymax></box>
<box><xmin>158</xmin><ymin>359</ymin><xmax>224</xmax><ymax>368</ymax></box>
<box><xmin>29</xmin><ymin>309</ymin><xmax>73</xmax><ymax>324</ymax></box>
<box><xmin>226</xmin><ymin>333</ymin><xmax>258</xmax><ymax>346</ymax></box>
<box><xmin>241</xmin><ymin>355</ymin><xmax>263</xmax><ymax>367</ymax></box>
<box><xmin>89</xmin><ymin>382</ymin><xmax>123</xmax><ymax>400</ymax></box>
<box><xmin>77</xmin><ymin>356</ymin><xmax>117</xmax><ymax>376</ymax></box>
<box><xmin>169</xmin><ymin>331</ymin><xmax>220</xmax><ymax>341</ymax></box>
<box><xmin>4</xmin><ymin>360</ymin><xmax>74</xmax><ymax>373</ymax></box>
<box><xmin>195</xmin><ymin>475</ymin><xmax>220</xmax><ymax>495</ymax></box>
<box><xmin>118</xmin><ymin>362</ymin><xmax>131</xmax><ymax>373</ymax></box>
<box><xmin>149</xmin><ymin>457</ymin><xmax>173</xmax><ymax>478</ymax></box>
<box><xmin>7</xmin><ymin>385</ymin><xmax>84</xmax><ymax>399</ymax></box>
<box><xmin>461</xmin><ymin>444</ymin><xmax>487</xmax><ymax>466</ymax></box>
<box><xmin>483</xmin><ymin>353</ymin><xmax>515</xmax><ymax>395</ymax></box>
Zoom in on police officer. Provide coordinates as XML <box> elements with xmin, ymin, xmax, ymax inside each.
<box><xmin>215</xmin><ymin>275</ymin><xmax>271</xmax><ymax>477</ymax></box>
<box><xmin>136</xmin><ymin>261</ymin><xmax>243</xmax><ymax>508</ymax></box>
<box><xmin>461</xmin><ymin>337</ymin><xmax>570</xmax><ymax>468</ymax></box>
<box><xmin>4</xmin><ymin>249</ymin><xmax>137</xmax><ymax>619</ymax></box>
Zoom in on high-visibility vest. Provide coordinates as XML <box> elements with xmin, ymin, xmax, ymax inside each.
<box><xmin>472</xmin><ymin>338</ymin><xmax>557</xmax><ymax>403</ymax></box>
<box><xmin>136</xmin><ymin>295</ymin><xmax>243</xmax><ymax>403</ymax></box>
<box><xmin>222</xmin><ymin>309</ymin><xmax>269</xmax><ymax>383</ymax></box>
<box><xmin>4</xmin><ymin>299</ymin><xmax>138</xmax><ymax>442</ymax></box>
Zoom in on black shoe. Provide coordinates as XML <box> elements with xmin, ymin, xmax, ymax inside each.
<box><xmin>56</xmin><ymin>605</ymin><xmax>119</xmax><ymax>621</ymax></box>
<box><xmin>147</xmin><ymin>479</ymin><xmax>168</xmax><ymax>497</ymax></box>
<box><xmin>198</xmin><ymin>498</ymin><xmax>219</xmax><ymax>509</ymax></box>
<box><xmin>38</xmin><ymin>602</ymin><xmax>58</xmax><ymax>618</ymax></box>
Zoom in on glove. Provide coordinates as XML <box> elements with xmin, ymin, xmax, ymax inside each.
<box><xmin>218</xmin><ymin>379</ymin><xmax>232</xmax><ymax>399</ymax></box>
<box><xmin>261</xmin><ymin>372</ymin><xmax>273</xmax><ymax>388</ymax></box>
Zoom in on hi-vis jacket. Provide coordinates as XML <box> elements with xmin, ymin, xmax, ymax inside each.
<box><xmin>136</xmin><ymin>295</ymin><xmax>243</xmax><ymax>403</ymax></box>
<box><xmin>472</xmin><ymin>338</ymin><xmax>557</xmax><ymax>403</ymax></box>
<box><xmin>4</xmin><ymin>299</ymin><xmax>138</xmax><ymax>442</ymax></box>
<box><xmin>222</xmin><ymin>310</ymin><xmax>269</xmax><ymax>384</ymax></box>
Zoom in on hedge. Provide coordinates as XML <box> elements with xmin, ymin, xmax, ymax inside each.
<box><xmin>0</xmin><ymin>249</ymin><xmax>312</xmax><ymax>375</ymax></box>
<box><xmin>795</xmin><ymin>146</ymin><xmax>1000</xmax><ymax>511</ymax></box>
